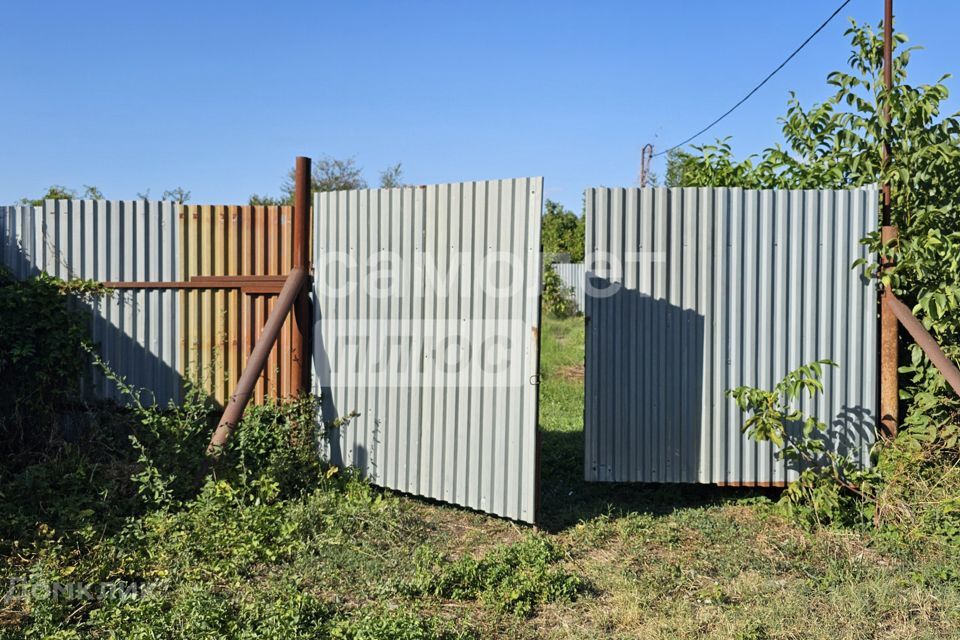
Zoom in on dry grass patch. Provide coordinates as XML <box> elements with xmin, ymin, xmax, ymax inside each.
<box><xmin>556</xmin><ymin>363</ymin><xmax>584</xmax><ymax>382</ymax></box>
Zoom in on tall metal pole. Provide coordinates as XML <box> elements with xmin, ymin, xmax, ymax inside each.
<box><xmin>881</xmin><ymin>0</ymin><xmax>893</xmax><ymax>226</ymax></box>
<box><xmin>879</xmin><ymin>0</ymin><xmax>898</xmax><ymax>438</ymax></box>
<box><xmin>291</xmin><ymin>156</ymin><xmax>312</xmax><ymax>396</ymax></box>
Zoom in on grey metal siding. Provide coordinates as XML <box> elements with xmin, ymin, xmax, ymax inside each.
<box><xmin>0</xmin><ymin>200</ymin><xmax>181</xmax><ymax>406</ymax></box>
<box><xmin>312</xmin><ymin>178</ymin><xmax>543</xmax><ymax>523</ymax></box>
<box><xmin>584</xmin><ymin>186</ymin><xmax>878</xmax><ymax>484</ymax></box>
<box><xmin>552</xmin><ymin>262</ymin><xmax>585</xmax><ymax>312</ymax></box>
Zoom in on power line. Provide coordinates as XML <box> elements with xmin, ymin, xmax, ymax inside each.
<box><xmin>653</xmin><ymin>0</ymin><xmax>854</xmax><ymax>158</ymax></box>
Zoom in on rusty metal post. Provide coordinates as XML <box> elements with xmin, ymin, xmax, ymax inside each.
<box><xmin>291</xmin><ymin>156</ymin><xmax>312</xmax><ymax>396</ymax></box>
<box><xmin>877</xmin><ymin>0</ymin><xmax>898</xmax><ymax>438</ymax></box>
<box><xmin>881</xmin><ymin>0</ymin><xmax>893</xmax><ymax>228</ymax></box>
<box><xmin>880</xmin><ymin>225</ymin><xmax>899</xmax><ymax>438</ymax></box>
<box><xmin>208</xmin><ymin>268</ymin><xmax>308</xmax><ymax>455</ymax></box>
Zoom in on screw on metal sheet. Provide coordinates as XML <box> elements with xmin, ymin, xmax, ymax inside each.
<box><xmin>529</xmin><ymin>374</ymin><xmax>541</xmax><ymax>386</ymax></box>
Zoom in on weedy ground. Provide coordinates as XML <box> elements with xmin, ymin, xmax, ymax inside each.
<box><xmin>2</xmin><ymin>316</ymin><xmax>959</xmax><ymax>639</ymax></box>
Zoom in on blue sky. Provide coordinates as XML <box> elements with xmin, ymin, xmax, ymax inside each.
<box><xmin>2</xmin><ymin>1</ymin><xmax>957</xmax><ymax>212</ymax></box>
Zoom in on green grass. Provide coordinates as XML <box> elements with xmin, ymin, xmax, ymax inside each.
<box><xmin>2</xmin><ymin>315</ymin><xmax>959</xmax><ymax>638</ymax></box>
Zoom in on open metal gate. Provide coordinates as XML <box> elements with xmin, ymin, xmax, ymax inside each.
<box><xmin>312</xmin><ymin>178</ymin><xmax>543</xmax><ymax>523</ymax></box>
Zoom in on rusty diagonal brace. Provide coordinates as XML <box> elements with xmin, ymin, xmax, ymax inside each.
<box><xmin>206</xmin><ymin>267</ymin><xmax>308</xmax><ymax>455</ymax></box>
<box><xmin>884</xmin><ymin>292</ymin><xmax>960</xmax><ymax>400</ymax></box>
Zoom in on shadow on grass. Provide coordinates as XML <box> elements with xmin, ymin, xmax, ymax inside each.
<box><xmin>537</xmin><ymin>427</ymin><xmax>780</xmax><ymax>533</ymax></box>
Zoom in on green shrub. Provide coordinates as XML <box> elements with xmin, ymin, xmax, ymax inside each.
<box><xmin>542</xmin><ymin>263</ymin><xmax>578</xmax><ymax>319</ymax></box>
<box><xmin>0</xmin><ymin>268</ymin><xmax>106</xmax><ymax>459</ymax></box>
<box><xmin>728</xmin><ymin>360</ymin><xmax>880</xmax><ymax>527</ymax></box>
<box><xmin>0</xmin><ymin>390</ymin><xmax>351</xmax><ymax>637</ymax></box>
<box><xmin>729</xmin><ymin>358</ymin><xmax>960</xmax><ymax>547</ymax></box>
<box><xmin>873</xmin><ymin>430</ymin><xmax>960</xmax><ymax>546</ymax></box>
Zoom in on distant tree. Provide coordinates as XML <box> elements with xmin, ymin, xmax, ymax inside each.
<box><xmin>280</xmin><ymin>156</ymin><xmax>368</xmax><ymax>202</ymax></box>
<box><xmin>82</xmin><ymin>185</ymin><xmax>104</xmax><ymax>200</ymax></box>
<box><xmin>20</xmin><ymin>185</ymin><xmax>77</xmax><ymax>206</ymax></box>
<box><xmin>379</xmin><ymin>162</ymin><xmax>405</xmax><ymax>188</ymax></box>
<box><xmin>251</xmin><ymin>156</ymin><xmax>407</xmax><ymax>204</ymax></box>
<box><xmin>162</xmin><ymin>187</ymin><xmax>191</xmax><ymax>203</ymax></box>
<box><xmin>248</xmin><ymin>194</ymin><xmax>285</xmax><ymax>206</ymax></box>
<box><xmin>541</xmin><ymin>199</ymin><xmax>585</xmax><ymax>263</ymax></box>
<box><xmin>311</xmin><ymin>157</ymin><xmax>367</xmax><ymax>192</ymax></box>
<box><xmin>136</xmin><ymin>188</ymin><xmax>151</xmax><ymax>200</ymax></box>
<box><xmin>18</xmin><ymin>184</ymin><xmax>105</xmax><ymax>205</ymax></box>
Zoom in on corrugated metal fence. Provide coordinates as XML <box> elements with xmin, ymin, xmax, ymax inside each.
<box><xmin>180</xmin><ymin>205</ymin><xmax>299</xmax><ymax>405</ymax></box>
<box><xmin>0</xmin><ymin>200</ymin><xmax>182</xmax><ymax>406</ymax></box>
<box><xmin>552</xmin><ymin>262</ymin><xmax>585</xmax><ymax>312</ymax></box>
<box><xmin>0</xmin><ymin>200</ymin><xmax>301</xmax><ymax>408</ymax></box>
<box><xmin>313</xmin><ymin>178</ymin><xmax>543</xmax><ymax>523</ymax></box>
<box><xmin>584</xmin><ymin>186</ymin><xmax>878</xmax><ymax>485</ymax></box>
<box><xmin>1</xmin><ymin>182</ymin><xmax>882</xmax><ymax>513</ymax></box>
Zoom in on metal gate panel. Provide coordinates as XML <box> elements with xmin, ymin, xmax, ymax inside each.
<box><xmin>584</xmin><ymin>186</ymin><xmax>878</xmax><ymax>485</ymax></box>
<box><xmin>313</xmin><ymin>178</ymin><xmax>543</xmax><ymax>523</ymax></box>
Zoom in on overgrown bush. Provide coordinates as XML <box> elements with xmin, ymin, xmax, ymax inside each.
<box><xmin>542</xmin><ymin>263</ymin><xmax>578</xmax><ymax>319</ymax></box>
<box><xmin>0</xmin><ymin>268</ymin><xmax>107</xmax><ymax>458</ymax></box>
<box><xmin>1</xmin><ymin>384</ymin><xmax>352</xmax><ymax>636</ymax></box>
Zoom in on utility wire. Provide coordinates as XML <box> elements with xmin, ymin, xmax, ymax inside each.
<box><xmin>653</xmin><ymin>0</ymin><xmax>854</xmax><ymax>157</ymax></box>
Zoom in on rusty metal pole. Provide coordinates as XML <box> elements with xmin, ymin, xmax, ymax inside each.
<box><xmin>878</xmin><ymin>0</ymin><xmax>898</xmax><ymax>438</ymax></box>
<box><xmin>882</xmin><ymin>0</ymin><xmax>893</xmax><ymax>203</ymax></box>
<box><xmin>885</xmin><ymin>292</ymin><xmax>960</xmax><ymax>399</ymax></box>
<box><xmin>291</xmin><ymin>156</ymin><xmax>312</xmax><ymax>396</ymax></box>
<box><xmin>879</xmin><ymin>226</ymin><xmax>899</xmax><ymax>438</ymax></box>
<box><xmin>881</xmin><ymin>0</ymin><xmax>893</xmax><ymax>227</ymax></box>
